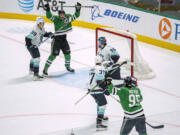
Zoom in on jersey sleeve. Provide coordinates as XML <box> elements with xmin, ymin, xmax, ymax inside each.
<box><xmin>26</xmin><ymin>27</ymin><xmax>37</xmax><ymax>40</ymax></box>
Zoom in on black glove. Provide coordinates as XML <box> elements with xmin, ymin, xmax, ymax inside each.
<box><xmin>104</xmin><ymin>89</ymin><xmax>110</xmax><ymax>96</ymax></box>
<box><xmin>75</xmin><ymin>2</ymin><xmax>81</xmax><ymax>12</ymax></box>
<box><xmin>44</xmin><ymin>32</ymin><xmax>54</xmax><ymax>38</ymax></box>
<box><xmin>25</xmin><ymin>37</ymin><xmax>32</xmax><ymax>47</ymax></box>
<box><xmin>44</xmin><ymin>4</ymin><xmax>50</xmax><ymax>11</ymax></box>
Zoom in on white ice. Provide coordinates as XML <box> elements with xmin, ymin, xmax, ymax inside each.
<box><xmin>0</xmin><ymin>19</ymin><xmax>180</xmax><ymax>135</ymax></box>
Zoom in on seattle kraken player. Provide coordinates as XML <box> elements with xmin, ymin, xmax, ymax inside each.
<box><xmin>97</xmin><ymin>37</ymin><xmax>122</xmax><ymax>87</ymax></box>
<box><xmin>88</xmin><ymin>56</ymin><xmax>111</xmax><ymax>131</ymax></box>
<box><xmin>25</xmin><ymin>17</ymin><xmax>52</xmax><ymax>80</ymax></box>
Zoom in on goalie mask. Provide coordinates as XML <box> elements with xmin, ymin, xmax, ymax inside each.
<box><xmin>124</xmin><ymin>76</ymin><xmax>137</xmax><ymax>88</ymax></box>
<box><xmin>98</xmin><ymin>36</ymin><xmax>107</xmax><ymax>49</ymax></box>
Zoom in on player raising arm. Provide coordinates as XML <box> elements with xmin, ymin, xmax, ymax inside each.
<box><xmin>108</xmin><ymin>76</ymin><xmax>148</xmax><ymax>135</ymax></box>
<box><xmin>25</xmin><ymin>17</ymin><xmax>53</xmax><ymax>81</ymax></box>
<box><xmin>43</xmin><ymin>2</ymin><xmax>81</xmax><ymax>76</ymax></box>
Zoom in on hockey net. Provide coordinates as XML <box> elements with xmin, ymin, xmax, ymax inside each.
<box><xmin>96</xmin><ymin>27</ymin><xmax>155</xmax><ymax>80</ymax></box>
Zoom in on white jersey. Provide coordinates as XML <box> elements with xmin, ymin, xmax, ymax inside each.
<box><xmin>26</xmin><ymin>25</ymin><xmax>46</xmax><ymax>46</ymax></box>
<box><xmin>88</xmin><ymin>65</ymin><xmax>107</xmax><ymax>94</ymax></box>
<box><xmin>98</xmin><ymin>45</ymin><xmax>119</xmax><ymax>62</ymax></box>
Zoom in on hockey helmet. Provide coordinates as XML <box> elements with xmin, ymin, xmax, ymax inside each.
<box><xmin>36</xmin><ymin>17</ymin><xmax>45</xmax><ymax>25</ymax></box>
<box><xmin>98</xmin><ymin>36</ymin><xmax>107</xmax><ymax>49</ymax></box>
<box><xmin>58</xmin><ymin>10</ymin><xmax>65</xmax><ymax>15</ymax></box>
<box><xmin>124</xmin><ymin>76</ymin><xmax>137</xmax><ymax>88</ymax></box>
<box><xmin>94</xmin><ymin>55</ymin><xmax>103</xmax><ymax>64</ymax></box>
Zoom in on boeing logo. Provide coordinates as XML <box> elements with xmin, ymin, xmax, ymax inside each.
<box><xmin>91</xmin><ymin>5</ymin><xmax>103</xmax><ymax>20</ymax></box>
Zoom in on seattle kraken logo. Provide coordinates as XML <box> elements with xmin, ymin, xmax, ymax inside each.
<box><xmin>17</xmin><ymin>0</ymin><xmax>34</xmax><ymax>12</ymax></box>
<box><xmin>91</xmin><ymin>5</ymin><xmax>103</xmax><ymax>20</ymax></box>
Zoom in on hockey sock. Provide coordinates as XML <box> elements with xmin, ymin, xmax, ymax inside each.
<box><xmin>33</xmin><ymin>58</ymin><xmax>40</xmax><ymax>75</ymax></box>
<box><xmin>44</xmin><ymin>55</ymin><xmax>56</xmax><ymax>72</ymax></box>
<box><xmin>97</xmin><ymin>105</ymin><xmax>106</xmax><ymax>119</ymax></box>
<box><xmin>64</xmin><ymin>54</ymin><xmax>71</xmax><ymax>67</ymax></box>
<box><xmin>30</xmin><ymin>59</ymin><xmax>34</xmax><ymax>71</ymax></box>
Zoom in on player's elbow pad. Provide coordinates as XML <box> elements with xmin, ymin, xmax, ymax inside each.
<box><xmin>25</xmin><ymin>37</ymin><xmax>32</xmax><ymax>46</ymax></box>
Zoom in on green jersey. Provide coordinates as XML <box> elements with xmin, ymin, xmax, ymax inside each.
<box><xmin>108</xmin><ymin>84</ymin><xmax>144</xmax><ymax>118</ymax></box>
<box><xmin>46</xmin><ymin>10</ymin><xmax>80</xmax><ymax>36</ymax></box>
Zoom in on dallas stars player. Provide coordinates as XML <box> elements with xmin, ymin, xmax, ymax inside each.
<box><xmin>108</xmin><ymin>76</ymin><xmax>147</xmax><ymax>135</ymax></box>
<box><xmin>43</xmin><ymin>2</ymin><xmax>81</xmax><ymax>76</ymax></box>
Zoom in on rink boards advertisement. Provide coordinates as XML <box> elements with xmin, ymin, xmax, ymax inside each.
<box><xmin>0</xmin><ymin>0</ymin><xmax>180</xmax><ymax>51</ymax></box>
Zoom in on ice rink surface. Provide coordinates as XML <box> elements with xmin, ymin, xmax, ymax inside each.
<box><xmin>0</xmin><ymin>19</ymin><xmax>180</xmax><ymax>135</ymax></box>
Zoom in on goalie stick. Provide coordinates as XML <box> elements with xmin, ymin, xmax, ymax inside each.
<box><xmin>110</xmin><ymin>95</ymin><xmax>165</xmax><ymax>129</ymax></box>
<box><xmin>74</xmin><ymin>61</ymin><xmax>127</xmax><ymax>105</ymax></box>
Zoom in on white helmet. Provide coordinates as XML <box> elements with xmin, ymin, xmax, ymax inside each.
<box><xmin>36</xmin><ymin>17</ymin><xmax>45</xmax><ymax>25</ymax></box>
<box><xmin>94</xmin><ymin>56</ymin><xmax>102</xmax><ymax>64</ymax></box>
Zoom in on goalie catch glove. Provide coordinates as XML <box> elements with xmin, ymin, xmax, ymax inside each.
<box><xmin>75</xmin><ymin>2</ymin><xmax>81</xmax><ymax>12</ymax></box>
<box><xmin>44</xmin><ymin>4</ymin><xmax>50</xmax><ymax>11</ymax></box>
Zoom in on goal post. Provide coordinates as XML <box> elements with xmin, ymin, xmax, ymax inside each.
<box><xmin>95</xmin><ymin>27</ymin><xmax>155</xmax><ymax>80</ymax></box>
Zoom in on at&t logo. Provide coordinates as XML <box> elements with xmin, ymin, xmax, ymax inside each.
<box><xmin>17</xmin><ymin>0</ymin><xmax>34</xmax><ymax>12</ymax></box>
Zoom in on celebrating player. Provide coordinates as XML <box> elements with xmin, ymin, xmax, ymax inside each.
<box><xmin>25</xmin><ymin>17</ymin><xmax>53</xmax><ymax>81</ymax></box>
<box><xmin>97</xmin><ymin>36</ymin><xmax>123</xmax><ymax>87</ymax></box>
<box><xmin>88</xmin><ymin>56</ymin><xmax>111</xmax><ymax>131</ymax></box>
<box><xmin>108</xmin><ymin>76</ymin><xmax>148</xmax><ymax>135</ymax></box>
<box><xmin>43</xmin><ymin>2</ymin><xmax>81</xmax><ymax>76</ymax></box>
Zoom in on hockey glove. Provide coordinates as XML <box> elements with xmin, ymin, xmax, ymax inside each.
<box><xmin>44</xmin><ymin>32</ymin><xmax>54</xmax><ymax>38</ymax></box>
<box><xmin>44</xmin><ymin>4</ymin><xmax>50</xmax><ymax>11</ymax></box>
<box><xmin>104</xmin><ymin>89</ymin><xmax>110</xmax><ymax>96</ymax></box>
<box><xmin>75</xmin><ymin>2</ymin><xmax>81</xmax><ymax>12</ymax></box>
<box><xmin>25</xmin><ymin>37</ymin><xmax>32</xmax><ymax>47</ymax></box>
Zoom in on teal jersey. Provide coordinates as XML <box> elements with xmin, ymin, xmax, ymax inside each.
<box><xmin>108</xmin><ymin>84</ymin><xmax>144</xmax><ymax>118</ymax></box>
<box><xmin>46</xmin><ymin>10</ymin><xmax>80</xmax><ymax>36</ymax></box>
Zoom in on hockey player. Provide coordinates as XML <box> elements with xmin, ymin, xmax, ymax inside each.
<box><xmin>88</xmin><ymin>56</ymin><xmax>111</xmax><ymax>131</ymax></box>
<box><xmin>25</xmin><ymin>17</ymin><xmax>53</xmax><ymax>81</ymax></box>
<box><xmin>43</xmin><ymin>2</ymin><xmax>81</xmax><ymax>76</ymax></box>
<box><xmin>97</xmin><ymin>37</ymin><xmax>122</xmax><ymax>87</ymax></box>
<box><xmin>108</xmin><ymin>76</ymin><xmax>147</xmax><ymax>135</ymax></box>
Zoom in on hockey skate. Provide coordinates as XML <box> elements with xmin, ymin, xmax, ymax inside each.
<box><xmin>102</xmin><ymin>116</ymin><xmax>109</xmax><ymax>124</ymax></box>
<box><xmin>42</xmin><ymin>70</ymin><xmax>48</xmax><ymax>77</ymax></box>
<box><xmin>33</xmin><ymin>74</ymin><xmax>44</xmax><ymax>81</ymax></box>
<box><xmin>66</xmin><ymin>67</ymin><xmax>75</xmax><ymax>72</ymax></box>
<box><xmin>96</xmin><ymin>118</ymin><xmax>108</xmax><ymax>131</ymax></box>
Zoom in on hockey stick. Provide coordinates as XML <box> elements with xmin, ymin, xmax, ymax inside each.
<box><xmin>58</xmin><ymin>5</ymin><xmax>94</xmax><ymax>8</ymax></box>
<box><xmin>145</xmin><ymin>122</ymin><xmax>164</xmax><ymax>129</ymax></box>
<box><xmin>74</xmin><ymin>61</ymin><xmax>127</xmax><ymax>105</ymax></box>
<box><xmin>110</xmin><ymin>94</ymin><xmax>165</xmax><ymax>129</ymax></box>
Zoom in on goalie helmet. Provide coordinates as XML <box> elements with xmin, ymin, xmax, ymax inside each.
<box><xmin>124</xmin><ymin>76</ymin><xmax>137</xmax><ymax>88</ymax></box>
<box><xmin>94</xmin><ymin>56</ymin><xmax>102</xmax><ymax>64</ymax></box>
<box><xmin>36</xmin><ymin>17</ymin><xmax>45</xmax><ymax>25</ymax></box>
<box><xmin>98</xmin><ymin>36</ymin><xmax>107</xmax><ymax>49</ymax></box>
